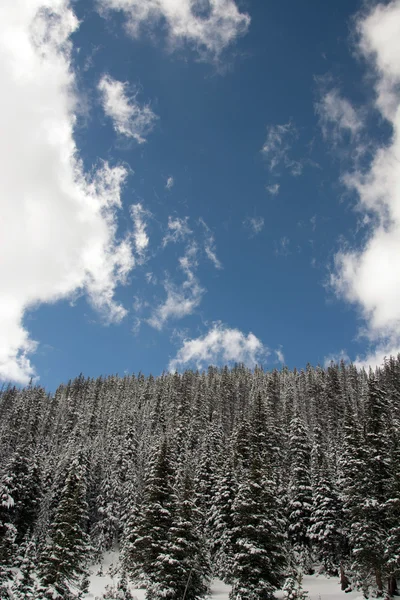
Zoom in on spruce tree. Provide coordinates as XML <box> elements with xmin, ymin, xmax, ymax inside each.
<box><xmin>158</xmin><ymin>470</ymin><xmax>209</xmax><ymax>600</ymax></box>
<box><xmin>123</xmin><ymin>439</ymin><xmax>176</xmax><ymax>598</ymax></box>
<box><xmin>309</xmin><ymin>425</ymin><xmax>343</xmax><ymax>574</ymax></box>
<box><xmin>348</xmin><ymin>375</ymin><xmax>390</xmax><ymax>594</ymax></box>
<box><xmin>38</xmin><ymin>453</ymin><xmax>90</xmax><ymax>598</ymax></box>
<box><xmin>287</xmin><ymin>416</ymin><xmax>312</xmax><ymax>570</ymax></box>
<box><xmin>208</xmin><ymin>454</ymin><xmax>237</xmax><ymax>582</ymax></box>
<box><xmin>0</xmin><ymin>474</ymin><xmax>17</xmax><ymax>593</ymax></box>
<box><xmin>12</xmin><ymin>537</ymin><xmax>37</xmax><ymax>599</ymax></box>
<box><xmin>230</xmin><ymin>457</ymin><xmax>286</xmax><ymax>600</ymax></box>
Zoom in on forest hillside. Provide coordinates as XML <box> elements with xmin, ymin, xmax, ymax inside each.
<box><xmin>1</xmin><ymin>358</ymin><xmax>400</xmax><ymax>599</ymax></box>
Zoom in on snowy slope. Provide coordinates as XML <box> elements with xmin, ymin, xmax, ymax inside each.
<box><xmin>84</xmin><ymin>554</ymin><xmax>365</xmax><ymax>600</ymax></box>
<box><xmin>301</xmin><ymin>575</ymin><xmax>364</xmax><ymax>600</ymax></box>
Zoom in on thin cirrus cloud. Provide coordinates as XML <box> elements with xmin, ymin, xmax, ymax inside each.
<box><xmin>331</xmin><ymin>0</ymin><xmax>400</xmax><ymax>368</ymax></box>
<box><xmin>315</xmin><ymin>87</ymin><xmax>363</xmax><ymax>144</ymax></box>
<box><xmin>169</xmin><ymin>323</ymin><xmax>269</xmax><ymax>371</ymax></box>
<box><xmin>97</xmin><ymin>0</ymin><xmax>251</xmax><ymax>59</ymax></box>
<box><xmin>0</xmin><ymin>0</ymin><xmax>141</xmax><ymax>384</ymax></box>
<box><xmin>266</xmin><ymin>183</ymin><xmax>280</xmax><ymax>196</ymax></box>
<box><xmin>147</xmin><ymin>244</ymin><xmax>204</xmax><ymax>330</ymax></box>
<box><xmin>131</xmin><ymin>203</ymin><xmax>151</xmax><ymax>261</ymax></box>
<box><xmin>244</xmin><ymin>216</ymin><xmax>264</xmax><ymax>236</ymax></box>
<box><xmin>166</xmin><ymin>176</ymin><xmax>174</xmax><ymax>190</ymax></box>
<box><xmin>98</xmin><ymin>74</ymin><xmax>157</xmax><ymax>142</ymax></box>
<box><xmin>199</xmin><ymin>218</ymin><xmax>222</xmax><ymax>269</ymax></box>
<box><xmin>162</xmin><ymin>216</ymin><xmax>192</xmax><ymax>247</ymax></box>
<box><xmin>261</xmin><ymin>122</ymin><xmax>303</xmax><ymax>176</ymax></box>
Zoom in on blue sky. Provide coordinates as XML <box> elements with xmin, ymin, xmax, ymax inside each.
<box><xmin>1</xmin><ymin>0</ymin><xmax>400</xmax><ymax>389</ymax></box>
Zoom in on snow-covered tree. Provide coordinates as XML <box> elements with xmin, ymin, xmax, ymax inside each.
<box><xmin>38</xmin><ymin>453</ymin><xmax>90</xmax><ymax>598</ymax></box>
<box><xmin>230</xmin><ymin>457</ymin><xmax>286</xmax><ymax>600</ymax></box>
<box><xmin>287</xmin><ymin>416</ymin><xmax>312</xmax><ymax>570</ymax></box>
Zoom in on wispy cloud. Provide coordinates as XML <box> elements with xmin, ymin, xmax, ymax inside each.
<box><xmin>0</xmin><ymin>1</ymin><xmax>136</xmax><ymax>383</ymax></box>
<box><xmin>266</xmin><ymin>183</ymin><xmax>280</xmax><ymax>196</ymax></box>
<box><xmin>275</xmin><ymin>347</ymin><xmax>285</xmax><ymax>363</ymax></box>
<box><xmin>324</xmin><ymin>350</ymin><xmax>350</xmax><ymax>368</ymax></box>
<box><xmin>162</xmin><ymin>216</ymin><xmax>192</xmax><ymax>247</ymax></box>
<box><xmin>131</xmin><ymin>203</ymin><xmax>151</xmax><ymax>261</ymax></box>
<box><xmin>274</xmin><ymin>236</ymin><xmax>290</xmax><ymax>256</ymax></box>
<box><xmin>331</xmin><ymin>0</ymin><xmax>400</xmax><ymax>368</ymax></box>
<box><xmin>98</xmin><ymin>74</ymin><xmax>157</xmax><ymax>142</ymax></box>
<box><xmin>261</xmin><ymin>122</ymin><xmax>303</xmax><ymax>176</ymax></box>
<box><xmin>244</xmin><ymin>216</ymin><xmax>264</xmax><ymax>236</ymax></box>
<box><xmin>146</xmin><ymin>272</ymin><xmax>157</xmax><ymax>285</ymax></box>
<box><xmin>166</xmin><ymin>176</ymin><xmax>174</xmax><ymax>190</ymax></box>
<box><xmin>97</xmin><ymin>0</ymin><xmax>250</xmax><ymax>61</ymax></box>
<box><xmin>169</xmin><ymin>322</ymin><xmax>269</xmax><ymax>371</ymax></box>
<box><xmin>199</xmin><ymin>218</ymin><xmax>222</xmax><ymax>269</ymax></box>
<box><xmin>316</xmin><ymin>87</ymin><xmax>363</xmax><ymax>144</ymax></box>
<box><xmin>147</xmin><ymin>244</ymin><xmax>204</xmax><ymax>330</ymax></box>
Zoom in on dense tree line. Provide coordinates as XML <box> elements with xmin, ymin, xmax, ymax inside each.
<box><xmin>0</xmin><ymin>358</ymin><xmax>400</xmax><ymax>598</ymax></box>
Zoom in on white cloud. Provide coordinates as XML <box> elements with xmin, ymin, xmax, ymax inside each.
<box><xmin>131</xmin><ymin>203</ymin><xmax>150</xmax><ymax>260</ymax></box>
<box><xmin>162</xmin><ymin>216</ymin><xmax>192</xmax><ymax>247</ymax></box>
<box><xmin>354</xmin><ymin>344</ymin><xmax>400</xmax><ymax>371</ymax></box>
<box><xmin>166</xmin><ymin>176</ymin><xmax>174</xmax><ymax>190</ymax></box>
<box><xmin>147</xmin><ymin>243</ymin><xmax>204</xmax><ymax>330</ymax></box>
<box><xmin>323</xmin><ymin>350</ymin><xmax>351</xmax><ymax>368</ymax></box>
<box><xmin>331</xmin><ymin>0</ymin><xmax>400</xmax><ymax>364</ymax></box>
<box><xmin>274</xmin><ymin>236</ymin><xmax>290</xmax><ymax>256</ymax></box>
<box><xmin>132</xmin><ymin>316</ymin><xmax>141</xmax><ymax>335</ymax></box>
<box><xmin>199</xmin><ymin>218</ymin><xmax>222</xmax><ymax>269</ymax></box>
<box><xmin>244</xmin><ymin>216</ymin><xmax>264</xmax><ymax>236</ymax></box>
<box><xmin>0</xmin><ymin>1</ymin><xmax>136</xmax><ymax>383</ymax></box>
<box><xmin>146</xmin><ymin>272</ymin><xmax>157</xmax><ymax>285</ymax></box>
<box><xmin>275</xmin><ymin>347</ymin><xmax>285</xmax><ymax>363</ymax></box>
<box><xmin>316</xmin><ymin>88</ymin><xmax>363</xmax><ymax>143</ymax></box>
<box><xmin>169</xmin><ymin>323</ymin><xmax>268</xmax><ymax>371</ymax></box>
<box><xmin>98</xmin><ymin>74</ymin><xmax>157</xmax><ymax>142</ymax></box>
<box><xmin>357</xmin><ymin>0</ymin><xmax>400</xmax><ymax>122</ymax></box>
<box><xmin>310</xmin><ymin>215</ymin><xmax>317</xmax><ymax>231</ymax></box>
<box><xmin>266</xmin><ymin>183</ymin><xmax>280</xmax><ymax>196</ymax></box>
<box><xmin>97</xmin><ymin>0</ymin><xmax>250</xmax><ymax>60</ymax></box>
<box><xmin>261</xmin><ymin>122</ymin><xmax>302</xmax><ymax>176</ymax></box>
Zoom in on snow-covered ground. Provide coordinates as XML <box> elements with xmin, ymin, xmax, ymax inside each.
<box><xmin>300</xmin><ymin>575</ymin><xmax>364</xmax><ymax>600</ymax></box>
<box><xmin>83</xmin><ymin>553</ymin><xmax>365</xmax><ymax>600</ymax></box>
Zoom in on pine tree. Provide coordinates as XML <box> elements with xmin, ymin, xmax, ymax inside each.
<box><xmin>347</xmin><ymin>375</ymin><xmax>390</xmax><ymax>594</ymax></box>
<box><xmin>0</xmin><ymin>475</ymin><xmax>17</xmax><ymax>593</ymax></box>
<box><xmin>309</xmin><ymin>425</ymin><xmax>343</xmax><ymax>574</ymax></box>
<box><xmin>383</xmin><ymin>398</ymin><xmax>400</xmax><ymax>596</ymax></box>
<box><xmin>92</xmin><ymin>463</ymin><xmax>120</xmax><ymax>559</ymax></box>
<box><xmin>38</xmin><ymin>453</ymin><xmax>90</xmax><ymax>598</ymax></box>
<box><xmin>229</xmin><ymin>458</ymin><xmax>286</xmax><ymax>600</ymax></box>
<box><xmin>154</xmin><ymin>470</ymin><xmax>209</xmax><ymax>600</ymax></box>
<box><xmin>287</xmin><ymin>416</ymin><xmax>312</xmax><ymax>571</ymax></box>
<box><xmin>123</xmin><ymin>439</ymin><xmax>176</xmax><ymax>597</ymax></box>
<box><xmin>12</xmin><ymin>537</ymin><xmax>37</xmax><ymax>599</ymax></box>
<box><xmin>208</xmin><ymin>455</ymin><xmax>237</xmax><ymax>582</ymax></box>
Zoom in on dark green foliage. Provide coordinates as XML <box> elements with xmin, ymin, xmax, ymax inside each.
<box><xmin>12</xmin><ymin>537</ymin><xmax>37</xmax><ymax>599</ymax></box>
<box><xmin>0</xmin><ymin>475</ymin><xmax>17</xmax><ymax>589</ymax></box>
<box><xmin>229</xmin><ymin>462</ymin><xmax>287</xmax><ymax>600</ymax></box>
<box><xmin>309</xmin><ymin>426</ymin><xmax>343</xmax><ymax>574</ymax></box>
<box><xmin>1</xmin><ymin>359</ymin><xmax>400</xmax><ymax>596</ymax></box>
<box><xmin>38</xmin><ymin>453</ymin><xmax>90</xmax><ymax>598</ymax></box>
<box><xmin>124</xmin><ymin>440</ymin><xmax>208</xmax><ymax>600</ymax></box>
<box><xmin>208</xmin><ymin>455</ymin><xmax>237</xmax><ymax>582</ymax></box>
<box><xmin>287</xmin><ymin>417</ymin><xmax>312</xmax><ymax>558</ymax></box>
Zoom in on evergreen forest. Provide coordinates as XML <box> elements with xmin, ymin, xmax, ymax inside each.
<box><xmin>1</xmin><ymin>357</ymin><xmax>400</xmax><ymax>599</ymax></box>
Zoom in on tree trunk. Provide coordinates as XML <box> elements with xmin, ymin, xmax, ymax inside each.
<box><xmin>375</xmin><ymin>567</ymin><xmax>383</xmax><ymax>596</ymax></box>
<box><xmin>388</xmin><ymin>576</ymin><xmax>398</xmax><ymax>597</ymax></box>
<box><xmin>340</xmin><ymin>563</ymin><xmax>350</xmax><ymax>591</ymax></box>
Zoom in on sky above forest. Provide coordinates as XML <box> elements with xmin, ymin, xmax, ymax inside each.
<box><xmin>1</xmin><ymin>0</ymin><xmax>400</xmax><ymax>389</ymax></box>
